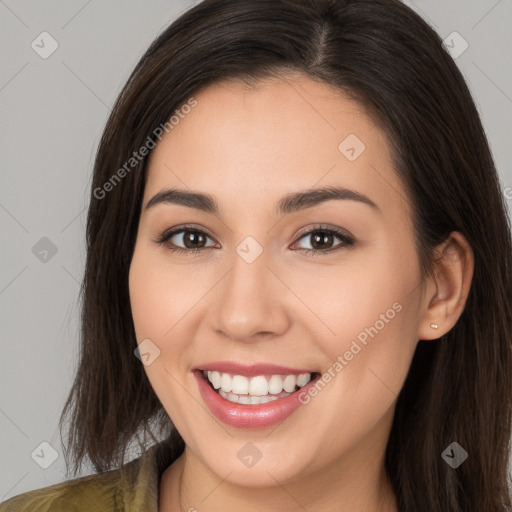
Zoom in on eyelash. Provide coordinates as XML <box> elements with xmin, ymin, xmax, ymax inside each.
<box><xmin>155</xmin><ymin>224</ymin><xmax>354</xmax><ymax>257</ymax></box>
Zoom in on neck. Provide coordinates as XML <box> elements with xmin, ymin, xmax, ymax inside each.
<box><xmin>159</xmin><ymin>434</ymin><xmax>398</xmax><ymax>512</ymax></box>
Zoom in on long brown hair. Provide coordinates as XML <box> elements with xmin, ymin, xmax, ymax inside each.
<box><xmin>58</xmin><ymin>0</ymin><xmax>512</xmax><ymax>509</ymax></box>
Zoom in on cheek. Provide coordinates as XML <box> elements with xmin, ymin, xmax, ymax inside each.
<box><xmin>295</xmin><ymin>282</ymin><xmax>420</xmax><ymax>467</ymax></box>
<box><xmin>296</xmin><ymin>239</ymin><xmax>422</xmax><ymax>401</ymax></box>
<box><xmin>128</xmin><ymin>242</ymin><xmax>199</xmax><ymax>344</ymax></box>
<box><xmin>285</xmin><ymin>238</ymin><xmax>420</xmax><ymax>350</ymax></box>
<box><xmin>128</xmin><ymin>243</ymin><xmax>194</xmax><ymax>406</ymax></box>
<box><xmin>129</xmin><ymin>246</ymin><xmax>203</xmax><ymax>432</ymax></box>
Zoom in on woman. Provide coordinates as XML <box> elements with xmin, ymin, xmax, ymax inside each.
<box><xmin>1</xmin><ymin>0</ymin><xmax>510</xmax><ymax>510</ymax></box>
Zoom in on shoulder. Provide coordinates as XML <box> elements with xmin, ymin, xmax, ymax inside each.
<box><xmin>0</xmin><ymin>465</ymin><xmax>128</xmax><ymax>512</ymax></box>
<box><xmin>0</xmin><ymin>439</ymin><xmax>178</xmax><ymax>512</ymax></box>
<box><xmin>0</xmin><ymin>447</ymin><xmax>152</xmax><ymax>512</ymax></box>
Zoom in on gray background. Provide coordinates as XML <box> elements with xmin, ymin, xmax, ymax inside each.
<box><xmin>1</xmin><ymin>0</ymin><xmax>511</xmax><ymax>500</ymax></box>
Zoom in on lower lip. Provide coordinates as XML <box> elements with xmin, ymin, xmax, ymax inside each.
<box><xmin>194</xmin><ymin>370</ymin><xmax>319</xmax><ymax>429</ymax></box>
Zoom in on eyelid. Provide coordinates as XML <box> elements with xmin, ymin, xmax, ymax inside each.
<box><xmin>157</xmin><ymin>223</ymin><xmax>215</xmax><ymax>239</ymax></box>
<box><xmin>293</xmin><ymin>223</ymin><xmax>353</xmax><ymax>242</ymax></box>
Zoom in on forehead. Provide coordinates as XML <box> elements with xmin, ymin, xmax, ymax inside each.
<box><xmin>143</xmin><ymin>74</ymin><xmax>410</xmax><ymax>221</ymax></box>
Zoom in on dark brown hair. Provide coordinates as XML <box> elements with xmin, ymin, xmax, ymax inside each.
<box><xmin>58</xmin><ymin>0</ymin><xmax>512</xmax><ymax>510</ymax></box>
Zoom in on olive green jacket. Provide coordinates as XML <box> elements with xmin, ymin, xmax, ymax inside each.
<box><xmin>0</xmin><ymin>440</ymin><xmax>176</xmax><ymax>511</ymax></box>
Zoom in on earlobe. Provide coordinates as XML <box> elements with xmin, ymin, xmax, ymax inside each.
<box><xmin>417</xmin><ymin>231</ymin><xmax>474</xmax><ymax>341</ymax></box>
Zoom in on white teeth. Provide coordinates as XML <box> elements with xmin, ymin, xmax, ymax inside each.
<box><xmin>220</xmin><ymin>373</ymin><xmax>232</xmax><ymax>393</ymax></box>
<box><xmin>283</xmin><ymin>375</ymin><xmax>297</xmax><ymax>392</ymax></box>
<box><xmin>219</xmin><ymin>388</ymin><xmax>286</xmax><ymax>404</ymax></box>
<box><xmin>268</xmin><ymin>375</ymin><xmax>283</xmax><ymax>394</ymax></box>
<box><xmin>297</xmin><ymin>373</ymin><xmax>311</xmax><ymax>387</ymax></box>
<box><xmin>231</xmin><ymin>375</ymin><xmax>249</xmax><ymax>394</ymax></box>
<box><xmin>248</xmin><ymin>375</ymin><xmax>269</xmax><ymax>396</ymax></box>
<box><xmin>204</xmin><ymin>371</ymin><xmax>313</xmax><ymax>400</ymax></box>
<box><xmin>218</xmin><ymin>389</ymin><xmax>238</xmax><ymax>402</ymax></box>
<box><xmin>210</xmin><ymin>371</ymin><xmax>221</xmax><ymax>389</ymax></box>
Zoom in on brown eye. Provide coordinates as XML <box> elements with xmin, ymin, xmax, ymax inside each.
<box><xmin>177</xmin><ymin>230</ymin><xmax>208</xmax><ymax>249</ymax></box>
<box><xmin>156</xmin><ymin>227</ymin><xmax>217</xmax><ymax>254</ymax></box>
<box><xmin>293</xmin><ymin>226</ymin><xmax>354</xmax><ymax>255</ymax></box>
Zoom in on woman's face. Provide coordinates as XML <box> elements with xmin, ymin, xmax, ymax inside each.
<box><xmin>129</xmin><ymin>74</ymin><xmax>429</xmax><ymax>487</ymax></box>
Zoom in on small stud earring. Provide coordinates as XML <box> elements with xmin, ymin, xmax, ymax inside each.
<box><xmin>430</xmin><ymin>323</ymin><xmax>438</xmax><ymax>329</ymax></box>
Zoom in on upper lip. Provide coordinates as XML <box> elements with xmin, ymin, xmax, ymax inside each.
<box><xmin>194</xmin><ymin>361</ymin><xmax>317</xmax><ymax>377</ymax></box>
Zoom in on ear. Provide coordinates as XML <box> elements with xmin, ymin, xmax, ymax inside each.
<box><xmin>417</xmin><ymin>231</ymin><xmax>474</xmax><ymax>341</ymax></box>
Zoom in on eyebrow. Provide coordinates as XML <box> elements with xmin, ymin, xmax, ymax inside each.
<box><xmin>145</xmin><ymin>185</ymin><xmax>380</xmax><ymax>215</ymax></box>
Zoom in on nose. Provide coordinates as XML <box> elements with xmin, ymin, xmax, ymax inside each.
<box><xmin>207</xmin><ymin>244</ymin><xmax>291</xmax><ymax>343</ymax></box>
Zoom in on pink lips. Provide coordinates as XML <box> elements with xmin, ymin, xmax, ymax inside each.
<box><xmin>193</xmin><ymin>361</ymin><xmax>319</xmax><ymax>429</ymax></box>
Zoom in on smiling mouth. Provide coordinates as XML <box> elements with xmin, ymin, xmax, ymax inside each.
<box><xmin>200</xmin><ymin>369</ymin><xmax>321</xmax><ymax>405</ymax></box>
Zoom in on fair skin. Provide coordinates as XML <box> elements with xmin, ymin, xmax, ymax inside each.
<box><xmin>128</xmin><ymin>73</ymin><xmax>474</xmax><ymax>512</ymax></box>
